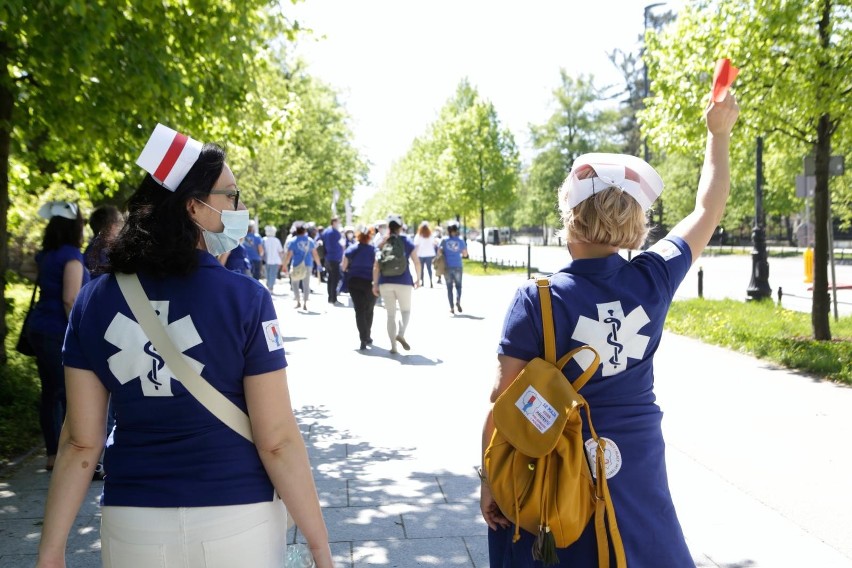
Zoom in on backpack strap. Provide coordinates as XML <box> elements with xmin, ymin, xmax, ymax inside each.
<box><xmin>556</xmin><ymin>346</ymin><xmax>600</xmax><ymax>392</ymax></box>
<box><xmin>586</xmin><ymin>408</ymin><xmax>627</xmax><ymax>568</ymax></box>
<box><xmin>535</xmin><ymin>278</ymin><xmax>556</xmax><ymax>364</ymax></box>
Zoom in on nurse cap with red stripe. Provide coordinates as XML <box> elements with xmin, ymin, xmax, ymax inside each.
<box><xmin>135</xmin><ymin>124</ymin><xmax>203</xmax><ymax>191</ymax></box>
<box><xmin>564</xmin><ymin>153</ymin><xmax>664</xmax><ymax>211</ymax></box>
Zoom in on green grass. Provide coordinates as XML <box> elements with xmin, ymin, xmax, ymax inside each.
<box><xmin>666</xmin><ymin>298</ymin><xmax>852</xmax><ymax>384</ymax></box>
<box><xmin>0</xmin><ymin>277</ymin><xmax>43</xmax><ymax>464</ymax></box>
<box><xmin>462</xmin><ymin>258</ymin><xmax>530</xmax><ymax>276</ymax></box>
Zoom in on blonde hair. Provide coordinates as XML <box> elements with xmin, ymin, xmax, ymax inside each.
<box><xmin>559</xmin><ymin>185</ymin><xmax>649</xmax><ymax>250</ymax></box>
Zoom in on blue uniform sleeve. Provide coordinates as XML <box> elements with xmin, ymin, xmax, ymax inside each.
<box><xmin>405</xmin><ymin>237</ymin><xmax>415</xmax><ymax>255</ymax></box>
<box><xmin>633</xmin><ymin>235</ymin><xmax>693</xmax><ymax>300</ymax></box>
<box><xmin>497</xmin><ymin>282</ymin><xmax>543</xmax><ymax>362</ymax></box>
<box><xmin>62</xmin><ymin>283</ymin><xmax>93</xmax><ymax>370</ymax></box>
<box><xmin>243</xmin><ymin>286</ymin><xmax>287</xmax><ymax>376</ymax></box>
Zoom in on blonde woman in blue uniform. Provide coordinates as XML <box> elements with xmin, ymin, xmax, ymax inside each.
<box><xmin>481</xmin><ymin>94</ymin><xmax>739</xmax><ymax>567</ymax></box>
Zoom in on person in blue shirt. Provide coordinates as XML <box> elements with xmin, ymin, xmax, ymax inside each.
<box><xmin>220</xmin><ymin>237</ymin><xmax>250</xmax><ymax>275</ymax></box>
<box><xmin>284</xmin><ymin>223</ymin><xmax>322</xmax><ymax>311</ymax></box>
<box><xmin>480</xmin><ymin>93</ymin><xmax>739</xmax><ymax>567</ymax></box>
<box><xmin>371</xmin><ymin>215</ymin><xmax>421</xmax><ymax>354</ymax></box>
<box><xmin>320</xmin><ymin>216</ymin><xmax>344</xmax><ymax>305</ymax></box>
<box><xmin>440</xmin><ymin>220</ymin><xmax>468</xmax><ymax>315</ymax></box>
<box><xmin>27</xmin><ymin>201</ymin><xmax>91</xmax><ymax>472</ymax></box>
<box><xmin>243</xmin><ymin>220</ymin><xmax>264</xmax><ymax>280</ymax></box>
<box><xmin>341</xmin><ymin>225</ymin><xmax>377</xmax><ymax>350</ymax></box>
<box><xmin>36</xmin><ymin>128</ymin><xmax>333</xmax><ymax>568</ymax></box>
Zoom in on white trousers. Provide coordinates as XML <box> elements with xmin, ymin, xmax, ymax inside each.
<box><xmin>379</xmin><ymin>283</ymin><xmax>412</xmax><ymax>344</ymax></box>
<box><xmin>101</xmin><ymin>498</ymin><xmax>287</xmax><ymax>568</ymax></box>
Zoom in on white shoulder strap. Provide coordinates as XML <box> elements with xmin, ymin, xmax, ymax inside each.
<box><xmin>115</xmin><ymin>272</ymin><xmax>254</xmax><ymax>443</ymax></box>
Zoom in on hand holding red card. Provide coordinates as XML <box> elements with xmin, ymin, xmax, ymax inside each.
<box><xmin>711</xmin><ymin>58</ymin><xmax>739</xmax><ymax>103</ymax></box>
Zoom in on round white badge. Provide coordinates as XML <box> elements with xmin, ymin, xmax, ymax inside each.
<box><xmin>584</xmin><ymin>437</ymin><xmax>622</xmax><ymax>479</ymax></box>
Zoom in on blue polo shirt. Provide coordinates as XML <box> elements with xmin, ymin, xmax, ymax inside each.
<box><xmin>224</xmin><ymin>243</ymin><xmax>249</xmax><ymax>273</ymax></box>
<box><xmin>30</xmin><ymin>245</ymin><xmax>91</xmax><ymax>336</ymax></box>
<box><xmin>320</xmin><ymin>226</ymin><xmax>343</xmax><ymax>262</ymax></box>
<box><xmin>63</xmin><ymin>251</ymin><xmax>286</xmax><ymax>508</ymax></box>
<box><xmin>495</xmin><ymin>236</ymin><xmax>694</xmax><ymax>566</ymax></box>
<box><xmin>377</xmin><ymin>236</ymin><xmax>415</xmax><ymax>286</ymax></box>
<box><xmin>243</xmin><ymin>232</ymin><xmax>263</xmax><ymax>262</ymax></box>
<box><xmin>287</xmin><ymin>235</ymin><xmax>316</xmax><ymax>268</ymax></box>
<box><xmin>441</xmin><ymin>236</ymin><xmax>467</xmax><ymax>268</ymax></box>
<box><xmin>344</xmin><ymin>243</ymin><xmax>376</xmax><ymax>280</ymax></box>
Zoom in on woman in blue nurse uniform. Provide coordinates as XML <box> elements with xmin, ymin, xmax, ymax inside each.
<box><xmin>480</xmin><ymin>93</ymin><xmax>740</xmax><ymax>567</ymax></box>
<box><xmin>36</xmin><ymin>125</ymin><xmax>333</xmax><ymax>568</ymax></box>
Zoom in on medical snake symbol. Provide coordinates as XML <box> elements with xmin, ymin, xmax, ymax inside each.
<box><xmin>143</xmin><ymin>341</ymin><xmax>165</xmax><ymax>390</ymax></box>
<box><xmin>603</xmin><ymin>310</ymin><xmax>624</xmax><ymax>367</ymax></box>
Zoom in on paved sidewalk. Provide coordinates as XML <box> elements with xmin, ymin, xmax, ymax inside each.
<box><xmin>1</xmin><ymin>268</ymin><xmax>851</xmax><ymax>567</ymax></box>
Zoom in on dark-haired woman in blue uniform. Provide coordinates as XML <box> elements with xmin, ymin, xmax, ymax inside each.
<box><xmin>37</xmin><ymin>125</ymin><xmax>333</xmax><ymax>568</ymax></box>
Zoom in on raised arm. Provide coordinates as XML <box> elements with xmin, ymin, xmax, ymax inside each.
<box><xmin>668</xmin><ymin>94</ymin><xmax>740</xmax><ymax>263</ymax></box>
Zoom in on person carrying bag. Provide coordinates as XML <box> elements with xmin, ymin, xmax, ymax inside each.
<box><xmin>483</xmin><ymin>279</ymin><xmax>624</xmax><ymax>567</ymax></box>
<box><xmin>481</xmin><ymin>84</ymin><xmax>739</xmax><ymax>567</ymax></box>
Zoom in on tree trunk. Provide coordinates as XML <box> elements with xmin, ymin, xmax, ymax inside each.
<box><xmin>0</xmin><ymin>73</ymin><xmax>13</xmax><ymax>363</ymax></box>
<box><xmin>811</xmin><ymin>115</ymin><xmax>832</xmax><ymax>340</ymax></box>
<box><xmin>811</xmin><ymin>0</ymin><xmax>832</xmax><ymax>341</ymax></box>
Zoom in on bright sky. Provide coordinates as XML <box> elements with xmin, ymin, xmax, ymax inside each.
<box><xmin>287</xmin><ymin>0</ymin><xmax>679</xmax><ymax>205</ymax></box>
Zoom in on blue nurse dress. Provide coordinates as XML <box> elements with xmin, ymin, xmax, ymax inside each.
<box><xmin>490</xmin><ymin>236</ymin><xmax>695</xmax><ymax>568</ymax></box>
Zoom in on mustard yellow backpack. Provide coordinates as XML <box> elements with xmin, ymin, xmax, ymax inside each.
<box><xmin>483</xmin><ymin>278</ymin><xmax>626</xmax><ymax>567</ymax></box>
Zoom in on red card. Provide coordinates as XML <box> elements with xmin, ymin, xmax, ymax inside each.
<box><xmin>711</xmin><ymin>58</ymin><xmax>739</xmax><ymax>102</ymax></box>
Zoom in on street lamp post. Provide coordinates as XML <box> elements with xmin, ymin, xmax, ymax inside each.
<box><xmin>746</xmin><ymin>136</ymin><xmax>772</xmax><ymax>301</ymax></box>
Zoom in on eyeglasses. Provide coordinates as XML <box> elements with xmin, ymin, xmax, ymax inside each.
<box><xmin>209</xmin><ymin>187</ymin><xmax>240</xmax><ymax>210</ymax></box>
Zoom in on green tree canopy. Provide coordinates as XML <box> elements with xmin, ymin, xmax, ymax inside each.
<box><xmin>0</xmin><ymin>1</ymin><xmax>367</xmax><ymax>360</ymax></box>
<box><xmin>362</xmin><ymin>79</ymin><xmax>520</xmax><ymax>245</ymax></box>
<box><xmin>519</xmin><ymin>72</ymin><xmax>621</xmax><ymax>241</ymax></box>
<box><xmin>641</xmin><ymin>0</ymin><xmax>852</xmax><ymax>339</ymax></box>
<box><xmin>232</xmin><ymin>59</ymin><xmax>367</xmax><ymax>231</ymax></box>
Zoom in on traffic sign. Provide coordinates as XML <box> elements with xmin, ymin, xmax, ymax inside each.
<box><xmin>803</xmin><ymin>155</ymin><xmax>845</xmax><ymax>176</ymax></box>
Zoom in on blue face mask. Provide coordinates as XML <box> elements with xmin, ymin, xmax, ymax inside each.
<box><xmin>194</xmin><ymin>199</ymin><xmax>250</xmax><ymax>256</ymax></box>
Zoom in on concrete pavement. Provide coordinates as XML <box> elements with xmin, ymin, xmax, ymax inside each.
<box><xmin>1</xmin><ymin>265</ymin><xmax>850</xmax><ymax>567</ymax></box>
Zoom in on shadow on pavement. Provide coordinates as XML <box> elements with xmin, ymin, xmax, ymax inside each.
<box><xmin>293</xmin><ymin>406</ymin><xmax>486</xmax><ymax>567</ymax></box>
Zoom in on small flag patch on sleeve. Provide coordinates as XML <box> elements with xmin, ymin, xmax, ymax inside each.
<box><xmin>648</xmin><ymin>239</ymin><xmax>681</xmax><ymax>262</ymax></box>
<box><xmin>262</xmin><ymin>320</ymin><xmax>284</xmax><ymax>351</ymax></box>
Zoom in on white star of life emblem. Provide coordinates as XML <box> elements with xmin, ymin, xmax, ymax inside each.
<box><xmin>571</xmin><ymin>301</ymin><xmax>650</xmax><ymax>376</ymax></box>
<box><xmin>105</xmin><ymin>300</ymin><xmax>204</xmax><ymax>397</ymax></box>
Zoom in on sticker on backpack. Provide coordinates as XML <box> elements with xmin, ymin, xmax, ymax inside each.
<box><xmin>584</xmin><ymin>437</ymin><xmax>623</xmax><ymax>479</ymax></box>
<box><xmin>515</xmin><ymin>386</ymin><xmax>559</xmax><ymax>434</ymax></box>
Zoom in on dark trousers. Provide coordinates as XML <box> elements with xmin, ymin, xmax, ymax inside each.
<box><xmin>28</xmin><ymin>329</ymin><xmax>66</xmax><ymax>456</ymax></box>
<box><xmin>250</xmin><ymin>259</ymin><xmax>262</xmax><ymax>280</ymax></box>
<box><xmin>326</xmin><ymin>260</ymin><xmax>341</xmax><ymax>302</ymax></box>
<box><xmin>347</xmin><ymin>277</ymin><xmax>376</xmax><ymax>342</ymax></box>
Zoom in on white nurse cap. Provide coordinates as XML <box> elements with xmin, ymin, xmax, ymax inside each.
<box><xmin>564</xmin><ymin>153</ymin><xmax>664</xmax><ymax>211</ymax></box>
<box><xmin>38</xmin><ymin>201</ymin><xmax>78</xmax><ymax>220</ymax></box>
<box><xmin>135</xmin><ymin>124</ymin><xmax>203</xmax><ymax>191</ymax></box>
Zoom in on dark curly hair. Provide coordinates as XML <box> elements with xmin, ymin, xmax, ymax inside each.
<box><xmin>109</xmin><ymin>143</ymin><xmax>225</xmax><ymax>277</ymax></box>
